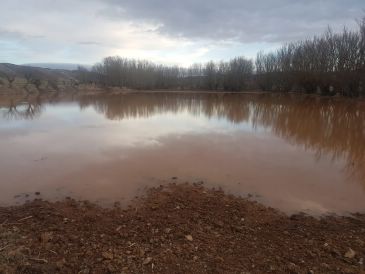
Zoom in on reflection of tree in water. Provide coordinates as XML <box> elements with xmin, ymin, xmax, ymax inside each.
<box><xmin>1</xmin><ymin>92</ymin><xmax>364</xmax><ymax>185</ymax></box>
<box><xmin>78</xmin><ymin>93</ymin><xmax>251</xmax><ymax>124</ymax></box>
<box><xmin>78</xmin><ymin>92</ymin><xmax>365</xmax><ymax>184</ymax></box>
<box><xmin>250</xmin><ymin>94</ymin><xmax>365</xmax><ymax>184</ymax></box>
<box><xmin>2</xmin><ymin>97</ymin><xmax>43</xmax><ymax>120</ymax></box>
<box><xmin>0</xmin><ymin>92</ymin><xmax>71</xmax><ymax>120</ymax></box>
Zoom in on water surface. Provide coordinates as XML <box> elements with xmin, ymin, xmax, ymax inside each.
<box><xmin>0</xmin><ymin>92</ymin><xmax>364</xmax><ymax>215</ymax></box>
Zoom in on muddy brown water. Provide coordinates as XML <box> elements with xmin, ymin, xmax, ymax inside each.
<box><xmin>0</xmin><ymin>92</ymin><xmax>364</xmax><ymax>215</ymax></box>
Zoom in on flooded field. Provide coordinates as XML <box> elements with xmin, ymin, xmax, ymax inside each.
<box><xmin>0</xmin><ymin>92</ymin><xmax>364</xmax><ymax>215</ymax></box>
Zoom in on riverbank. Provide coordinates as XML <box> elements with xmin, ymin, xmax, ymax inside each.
<box><xmin>0</xmin><ymin>183</ymin><xmax>364</xmax><ymax>273</ymax></box>
<box><xmin>0</xmin><ymin>85</ymin><xmax>268</xmax><ymax>96</ymax></box>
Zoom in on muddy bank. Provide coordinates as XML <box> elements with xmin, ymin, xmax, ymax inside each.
<box><xmin>0</xmin><ymin>183</ymin><xmax>364</xmax><ymax>274</ymax></box>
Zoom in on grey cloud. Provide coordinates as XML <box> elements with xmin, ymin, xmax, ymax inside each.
<box><xmin>0</xmin><ymin>29</ymin><xmax>45</xmax><ymax>40</ymax></box>
<box><xmin>77</xmin><ymin>41</ymin><xmax>104</xmax><ymax>46</ymax></box>
<box><xmin>101</xmin><ymin>0</ymin><xmax>364</xmax><ymax>43</ymax></box>
<box><xmin>0</xmin><ymin>0</ymin><xmax>364</xmax><ymax>64</ymax></box>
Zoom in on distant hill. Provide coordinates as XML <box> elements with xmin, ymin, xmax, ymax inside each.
<box><xmin>24</xmin><ymin>63</ymin><xmax>92</xmax><ymax>71</ymax></box>
<box><xmin>0</xmin><ymin>63</ymin><xmax>79</xmax><ymax>94</ymax></box>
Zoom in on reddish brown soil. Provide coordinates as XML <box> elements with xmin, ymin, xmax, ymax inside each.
<box><xmin>0</xmin><ymin>183</ymin><xmax>365</xmax><ymax>274</ymax></box>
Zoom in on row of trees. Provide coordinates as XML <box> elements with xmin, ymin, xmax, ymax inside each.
<box><xmin>256</xmin><ymin>18</ymin><xmax>365</xmax><ymax>97</ymax></box>
<box><xmin>77</xmin><ymin>56</ymin><xmax>254</xmax><ymax>91</ymax></box>
<box><xmin>77</xmin><ymin>17</ymin><xmax>365</xmax><ymax>97</ymax></box>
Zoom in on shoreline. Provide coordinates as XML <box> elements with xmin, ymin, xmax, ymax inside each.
<box><xmin>1</xmin><ymin>183</ymin><xmax>364</xmax><ymax>273</ymax></box>
<box><xmin>0</xmin><ymin>87</ymin><xmax>270</xmax><ymax>96</ymax></box>
<box><xmin>1</xmin><ymin>87</ymin><xmax>364</xmax><ymax>101</ymax></box>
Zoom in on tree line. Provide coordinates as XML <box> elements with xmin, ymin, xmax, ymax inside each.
<box><xmin>77</xmin><ymin>56</ymin><xmax>254</xmax><ymax>91</ymax></box>
<box><xmin>77</xmin><ymin>17</ymin><xmax>365</xmax><ymax>97</ymax></box>
<box><xmin>256</xmin><ymin>18</ymin><xmax>365</xmax><ymax>97</ymax></box>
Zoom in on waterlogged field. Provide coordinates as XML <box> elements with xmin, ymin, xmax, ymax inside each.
<box><xmin>0</xmin><ymin>92</ymin><xmax>364</xmax><ymax>215</ymax></box>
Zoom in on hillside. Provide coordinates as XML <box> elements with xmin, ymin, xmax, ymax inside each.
<box><xmin>0</xmin><ymin>63</ymin><xmax>79</xmax><ymax>94</ymax></box>
<box><xmin>23</xmin><ymin>63</ymin><xmax>91</xmax><ymax>70</ymax></box>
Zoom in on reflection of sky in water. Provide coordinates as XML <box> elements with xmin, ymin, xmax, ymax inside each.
<box><xmin>1</xmin><ymin>102</ymin><xmax>262</xmax><ymax>149</ymax></box>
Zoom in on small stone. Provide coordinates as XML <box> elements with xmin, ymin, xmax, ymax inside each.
<box><xmin>331</xmin><ymin>249</ymin><xmax>341</xmax><ymax>257</ymax></box>
<box><xmin>107</xmin><ymin>264</ymin><xmax>115</xmax><ymax>272</ymax></box>
<box><xmin>102</xmin><ymin>251</ymin><xmax>114</xmax><ymax>260</ymax></box>
<box><xmin>56</xmin><ymin>259</ymin><xmax>66</xmax><ymax>269</ymax></box>
<box><xmin>143</xmin><ymin>257</ymin><xmax>152</xmax><ymax>265</ymax></box>
<box><xmin>231</xmin><ymin>225</ymin><xmax>243</xmax><ymax>232</ymax></box>
<box><xmin>35</xmin><ymin>192</ymin><xmax>40</xmax><ymax>196</ymax></box>
<box><xmin>344</xmin><ymin>248</ymin><xmax>356</xmax><ymax>259</ymax></box>
<box><xmin>171</xmin><ymin>177</ymin><xmax>178</xmax><ymax>180</ymax></box>
<box><xmin>214</xmin><ymin>221</ymin><xmax>224</xmax><ymax>228</ymax></box>
<box><xmin>40</xmin><ymin>232</ymin><xmax>53</xmax><ymax>243</ymax></box>
<box><xmin>356</xmin><ymin>238</ymin><xmax>364</xmax><ymax>246</ymax></box>
<box><xmin>185</xmin><ymin>235</ymin><xmax>193</xmax><ymax>241</ymax></box>
<box><xmin>164</xmin><ymin>228</ymin><xmax>172</xmax><ymax>234</ymax></box>
<box><xmin>288</xmin><ymin>262</ymin><xmax>297</xmax><ymax>271</ymax></box>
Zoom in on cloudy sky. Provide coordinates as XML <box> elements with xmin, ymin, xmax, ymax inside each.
<box><xmin>0</xmin><ymin>0</ymin><xmax>363</xmax><ymax>67</ymax></box>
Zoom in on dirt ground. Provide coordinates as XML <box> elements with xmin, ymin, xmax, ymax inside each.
<box><xmin>0</xmin><ymin>183</ymin><xmax>364</xmax><ymax>274</ymax></box>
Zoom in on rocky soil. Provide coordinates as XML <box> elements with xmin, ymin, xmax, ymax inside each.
<box><xmin>0</xmin><ymin>183</ymin><xmax>364</xmax><ymax>274</ymax></box>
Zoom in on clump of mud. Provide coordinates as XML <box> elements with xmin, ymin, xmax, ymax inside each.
<box><xmin>0</xmin><ymin>183</ymin><xmax>364</xmax><ymax>273</ymax></box>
